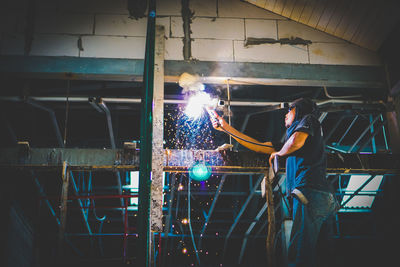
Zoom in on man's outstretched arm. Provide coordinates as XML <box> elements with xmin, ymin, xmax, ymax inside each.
<box><xmin>210</xmin><ymin>111</ymin><xmax>276</xmax><ymax>154</ymax></box>
<box><xmin>269</xmin><ymin>131</ymin><xmax>309</xmax><ymax>165</ymax></box>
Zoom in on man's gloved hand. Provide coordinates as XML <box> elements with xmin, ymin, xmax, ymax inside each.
<box><xmin>206</xmin><ymin>108</ymin><xmax>225</xmax><ymax>131</ymax></box>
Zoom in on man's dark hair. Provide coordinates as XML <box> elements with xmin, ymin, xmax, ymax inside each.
<box><xmin>289</xmin><ymin>98</ymin><xmax>319</xmax><ymax>120</ymax></box>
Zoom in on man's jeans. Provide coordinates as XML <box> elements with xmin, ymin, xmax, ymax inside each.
<box><xmin>288</xmin><ymin>188</ymin><xmax>339</xmax><ymax>267</ymax></box>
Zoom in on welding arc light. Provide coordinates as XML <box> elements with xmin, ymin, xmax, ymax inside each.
<box><xmin>184</xmin><ymin>92</ymin><xmax>213</xmax><ymax>119</ymax></box>
<box><xmin>189</xmin><ymin>162</ymin><xmax>212</xmax><ymax>181</ymax></box>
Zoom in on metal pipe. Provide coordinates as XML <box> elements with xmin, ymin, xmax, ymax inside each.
<box><xmin>380</xmin><ymin>114</ymin><xmax>389</xmax><ymax>151</ymax></box>
<box><xmin>348</xmin><ymin>115</ymin><xmax>380</xmax><ymax>153</ymax></box>
<box><xmin>369</xmin><ymin>115</ymin><xmax>377</xmax><ymax>153</ymax></box>
<box><xmin>323</xmin><ymin>86</ymin><xmax>362</xmax><ymax>99</ymax></box>
<box><xmin>98</xmin><ymin>99</ymin><xmax>116</xmax><ymax>149</ymax></box>
<box><xmin>222</xmin><ymin>175</ymin><xmax>264</xmax><ymax>260</ymax></box>
<box><xmin>1</xmin><ymin>96</ymin><xmax>380</xmax><ymax>107</ymax></box>
<box><xmin>25</xmin><ymin>99</ymin><xmax>64</xmax><ymax>147</ymax></box>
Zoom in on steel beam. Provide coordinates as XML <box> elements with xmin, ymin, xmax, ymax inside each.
<box><xmin>0</xmin><ymin>148</ymin><xmax>399</xmax><ymax>174</ymax></box>
<box><xmin>0</xmin><ymin>56</ymin><xmax>385</xmax><ymax>88</ymax></box>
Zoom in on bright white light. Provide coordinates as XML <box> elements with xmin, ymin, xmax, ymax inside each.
<box><xmin>184</xmin><ymin>92</ymin><xmax>212</xmax><ymax>119</ymax></box>
<box><xmin>129</xmin><ymin>171</ymin><xmax>166</xmax><ymax>208</ymax></box>
<box><xmin>340</xmin><ymin>175</ymin><xmax>383</xmax><ymax>212</ymax></box>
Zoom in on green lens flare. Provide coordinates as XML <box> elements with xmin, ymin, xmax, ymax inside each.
<box><xmin>189</xmin><ymin>162</ymin><xmax>211</xmax><ymax>181</ymax></box>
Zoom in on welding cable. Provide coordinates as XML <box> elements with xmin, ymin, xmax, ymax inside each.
<box><xmin>187</xmin><ymin>176</ymin><xmax>201</xmax><ymax>266</ymax></box>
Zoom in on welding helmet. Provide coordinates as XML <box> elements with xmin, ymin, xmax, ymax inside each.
<box><xmin>289</xmin><ymin>97</ymin><xmax>319</xmax><ymax>120</ymax></box>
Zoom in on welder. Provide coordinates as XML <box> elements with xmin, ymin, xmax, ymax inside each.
<box><xmin>209</xmin><ymin>97</ymin><xmax>338</xmax><ymax>267</ymax></box>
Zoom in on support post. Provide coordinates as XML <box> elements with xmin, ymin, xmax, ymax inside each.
<box><xmin>151</xmin><ymin>25</ymin><xmax>165</xmax><ymax>232</ymax></box>
<box><xmin>58</xmin><ymin>161</ymin><xmax>69</xmax><ymax>259</ymax></box>
<box><xmin>138</xmin><ymin>0</ymin><xmax>156</xmax><ymax>266</ymax></box>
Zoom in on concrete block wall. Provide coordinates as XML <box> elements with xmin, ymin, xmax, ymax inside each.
<box><xmin>0</xmin><ymin>0</ymin><xmax>381</xmax><ymax>66</ymax></box>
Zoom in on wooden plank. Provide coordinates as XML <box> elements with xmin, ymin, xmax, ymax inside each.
<box><xmin>265</xmin><ymin>0</ymin><xmax>278</xmax><ymax>10</ymax></box>
<box><xmin>255</xmin><ymin>0</ymin><xmax>267</xmax><ymax>8</ymax></box>
<box><xmin>272</xmin><ymin>0</ymin><xmax>286</xmax><ymax>15</ymax></box>
<box><xmin>324</xmin><ymin>0</ymin><xmax>348</xmax><ymax>36</ymax></box>
<box><xmin>281</xmin><ymin>0</ymin><xmax>297</xmax><ymax>19</ymax></box>
<box><xmin>342</xmin><ymin>0</ymin><xmax>374</xmax><ymax>42</ymax></box>
<box><xmin>298</xmin><ymin>0</ymin><xmax>318</xmax><ymax>24</ymax></box>
<box><xmin>333</xmin><ymin>0</ymin><xmax>361</xmax><ymax>39</ymax></box>
<box><xmin>316</xmin><ymin>0</ymin><xmax>339</xmax><ymax>32</ymax></box>
<box><xmin>290</xmin><ymin>0</ymin><xmax>309</xmax><ymax>22</ymax></box>
<box><xmin>307</xmin><ymin>0</ymin><xmax>329</xmax><ymax>28</ymax></box>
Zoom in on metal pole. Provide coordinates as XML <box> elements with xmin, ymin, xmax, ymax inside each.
<box><xmin>337</xmin><ymin>115</ymin><xmax>358</xmax><ymax>146</ymax></box>
<box><xmin>138</xmin><ymin>0</ymin><xmax>156</xmax><ymax>265</ymax></box>
<box><xmin>380</xmin><ymin>115</ymin><xmax>389</xmax><ymax>151</ymax></box>
<box><xmin>348</xmin><ymin>115</ymin><xmax>380</xmax><ymax>153</ymax></box>
<box><xmin>369</xmin><ymin>115</ymin><xmax>377</xmax><ymax>153</ymax></box>
<box><xmin>26</xmin><ymin>99</ymin><xmax>64</xmax><ymax>147</ymax></box>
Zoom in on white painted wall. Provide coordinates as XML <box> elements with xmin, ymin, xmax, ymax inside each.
<box><xmin>0</xmin><ymin>0</ymin><xmax>381</xmax><ymax>66</ymax></box>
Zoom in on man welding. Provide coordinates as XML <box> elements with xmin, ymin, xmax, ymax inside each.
<box><xmin>209</xmin><ymin>97</ymin><xmax>338</xmax><ymax>267</ymax></box>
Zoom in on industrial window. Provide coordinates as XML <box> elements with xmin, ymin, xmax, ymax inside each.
<box><xmin>127</xmin><ymin>171</ymin><xmax>166</xmax><ymax>210</ymax></box>
<box><xmin>339</xmin><ymin>175</ymin><xmax>383</xmax><ymax>212</ymax></box>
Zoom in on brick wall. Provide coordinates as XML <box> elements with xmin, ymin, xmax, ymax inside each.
<box><xmin>0</xmin><ymin>0</ymin><xmax>381</xmax><ymax>66</ymax></box>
